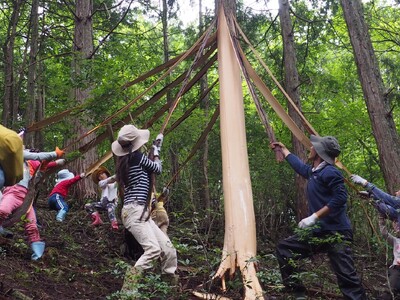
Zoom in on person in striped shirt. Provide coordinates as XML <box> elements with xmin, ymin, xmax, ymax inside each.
<box><xmin>112</xmin><ymin>124</ymin><xmax>177</xmax><ymax>293</ymax></box>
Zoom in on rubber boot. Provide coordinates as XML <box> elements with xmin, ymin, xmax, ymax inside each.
<box><xmin>91</xmin><ymin>212</ymin><xmax>103</xmax><ymax>226</ymax></box>
<box><xmin>56</xmin><ymin>209</ymin><xmax>67</xmax><ymax>222</ymax></box>
<box><xmin>121</xmin><ymin>266</ymin><xmax>143</xmax><ymax>293</ymax></box>
<box><xmin>111</xmin><ymin>220</ymin><xmax>119</xmax><ymax>231</ymax></box>
<box><xmin>31</xmin><ymin>241</ymin><xmax>45</xmax><ymax>261</ymax></box>
<box><xmin>0</xmin><ymin>226</ymin><xmax>14</xmax><ymax>238</ymax></box>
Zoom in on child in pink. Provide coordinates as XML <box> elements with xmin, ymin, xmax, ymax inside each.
<box><xmin>48</xmin><ymin>169</ymin><xmax>85</xmax><ymax>222</ymax></box>
<box><xmin>0</xmin><ymin>147</ymin><xmax>64</xmax><ymax>260</ymax></box>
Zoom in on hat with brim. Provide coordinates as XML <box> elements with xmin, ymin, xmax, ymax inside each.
<box><xmin>310</xmin><ymin>135</ymin><xmax>341</xmax><ymax>165</ymax></box>
<box><xmin>55</xmin><ymin>169</ymin><xmax>74</xmax><ymax>184</ymax></box>
<box><xmin>111</xmin><ymin>125</ymin><xmax>150</xmax><ymax>157</ymax></box>
<box><xmin>91</xmin><ymin>166</ymin><xmax>111</xmax><ymax>184</ymax></box>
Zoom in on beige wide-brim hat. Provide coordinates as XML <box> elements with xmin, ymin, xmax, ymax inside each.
<box><xmin>91</xmin><ymin>166</ymin><xmax>111</xmax><ymax>184</ymax></box>
<box><xmin>111</xmin><ymin>124</ymin><xmax>150</xmax><ymax>157</ymax></box>
<box><xmin>310</xmin><ymin>134</ymin><xmax>341</xmax><ymax>165</ymax></box>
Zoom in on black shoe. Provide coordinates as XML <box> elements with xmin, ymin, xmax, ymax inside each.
<box><xmin>294</xmin><ymin>291</ymin><xmax>306</xmax><ymax>300</ymax></box>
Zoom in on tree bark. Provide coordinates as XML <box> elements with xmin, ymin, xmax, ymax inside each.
<box><xmin>69</xmin><ymin>0</ymin><xmax>97</xmax><ymax>199</ymax></box>
<box><xmin>2</xmin><ymin>0</ymin><xmax>23</xmax><ymax>129</ymax></box>
<box><xmin>340</xmin><ymin>0</ymin><xmax>400</xmax><ymax>193</ymax></box>
<box><xmin>278</xmin><ymin>0</ymin><xmax>308</xmax><ymax>220</ymax></box>
<box><xmin>214</xmin><ymin>1</ymin><xmax>264</xmax><ymax>298</ymax></box>
<box><xmin>26</xmin><ymin>0</ymin><xmax>40</xmax><ymax>148</ymax></box>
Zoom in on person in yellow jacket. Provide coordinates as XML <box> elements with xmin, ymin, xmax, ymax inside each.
<box><xmin>0</xmin><ymin>125</ymin><xmax>24</xmax><ymax>189</ymax></box>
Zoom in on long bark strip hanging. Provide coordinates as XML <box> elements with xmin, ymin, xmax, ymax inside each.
<box><xmin>234</xmin><ymin>18</ymin><xmax>317</xmax><ymax>136</ymax></box>
<box><xmin>27</xmin><ymin>105</ymin><xmax>85</xmax><ymax>132</ymax></box>
<box><xmin>26</xmin><ymin>33</ymin><xmax>217</xmax><ymax>135</ymax></box>
<box><xmin>226</xmin><ymin>14</ymin><xmax>284</xmax><ymax>162</ymax></box>
<box><xmin>238</xmin><ymin>46</ymin><xmax>312</xmax><ymax>149</ymax></box>
<box><xmin>164</xmin><ymin>80</ymin><xmax>218</xmax><ymax>135</ymax></box>
<box><xmin>123</xmin><ymin>32</ymin><xmax>217</xmax><ymax>89</ymax></box>
<box><xmin>232</xmin><ymin>15</ymin><xmax>378</xmax><ymax>240</ymax></box>
<box><xmin>99</xmin><ymin>19</ymin><xmax>217</xmax><ymax>133</ymax></box>
<box><xmin>214</xmin><ymin>6</ymin><xmax>264</xmax><ymax>300</ymax></box>
<box><xmin>160</xmin><ymin>19</ymin><xmax>217</xmax><ymax>134</ymax></box>
<box><xmin>78</xmin><ymin>52</ymin><xmax>217</xmax><ymax>154</ymax></box>
<box><xmin>165</xmin><ymin>105</ymin><xmax>220</xmax><ymax>188</ymax></box>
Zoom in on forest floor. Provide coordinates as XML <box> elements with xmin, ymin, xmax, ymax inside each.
<box><xmin>0</xmin><ymin>197</ymin><xmax>392</xmax><ymax>300</ymax></box>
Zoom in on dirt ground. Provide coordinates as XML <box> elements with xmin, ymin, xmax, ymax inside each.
<box><xmin>0</xmin><ymin>198</ymin><xmax>392</xmax><ymax>300</ymax></box>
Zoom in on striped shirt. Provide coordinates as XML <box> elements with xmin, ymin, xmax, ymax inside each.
<box><xmin>124</xmin><ymin>151</ymin><xmax>162</xmax><ymax>206</ymax></box>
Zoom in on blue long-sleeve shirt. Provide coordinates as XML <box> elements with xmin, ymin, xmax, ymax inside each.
<box><xmin>366</xmin><ymin>183</ymin><xmax>400</xmax><ymax>210</ymax></box>
<box><xmin>286</xmin><ymin>153</ymin><xmax>352</xmax><ymax>232</ymax></box>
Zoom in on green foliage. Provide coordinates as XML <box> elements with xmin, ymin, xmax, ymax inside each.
<box><xmin>107</xmin><ymin>262</ymin><xmax>178</xmax><ymax>300</ymax></box>
<box><xmin>1</xmin><ymin>1</ymin><xmax>399</xmax><ymax>296</ymax></box>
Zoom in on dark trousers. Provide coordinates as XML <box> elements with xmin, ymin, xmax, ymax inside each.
<box><xmin>385</xmin><ymin>266</ymin><xmax>400</xmax><ymax>299</ymax></box>
<box><xmin>276</xmin><ymin>230</ymin><xmax>367</xmax><ymax>300</ymax></box>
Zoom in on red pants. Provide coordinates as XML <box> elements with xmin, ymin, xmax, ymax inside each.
<box><xmin>0</xmin><ymin>185</ymin><xmax>40</xmax><ymax>243</ymax></box>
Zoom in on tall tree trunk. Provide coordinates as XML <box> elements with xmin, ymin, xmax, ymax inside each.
<box><xmin>69</xmin><ymin>0</ymin><xmax>97</xmax><ymax>200</ymax></box>
<box><xmin>161</xmin><ymin>0</ymin><xmax>180</xmax><ymax>191</ymax></box>
<box><xmin>26</xmin><ymin>0</ymin><xmax>40</xmax><ymax>148</ymax></box>
<box><xmin>199</xmin><ymin>0</ymin><xmax>211</xmax><ymax>218</ymax></box>
<box><xmin>2</xmin><ymin>0</ymin><xmax>23</xmax><ymax>129</ymax></box>
<box><xmin>162</xmin><ymin>0</ymin><xmax>169</xmax><ymax>86</ymax></box>
<box><xmin>214</xmin><ymin>1</ymin><xmax>264</xmax><ymax>298</ymax></box>
<box><xmin>278</xmin><ymin>0</ymin><xmax>308</xmax><ymax>220</ymax></box>
<box><xmin>340</xmin><ymin>0</ymin><xmax>400</xmax><ymax>193</ymax></box>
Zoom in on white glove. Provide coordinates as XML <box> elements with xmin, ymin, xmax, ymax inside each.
<box><xmin>162</xmin><ymin>186</ymin><xmax>169</xmax><ymax>197</ymax></box>
<box><xmin>156</xmin><ymin>133</ymin><xmax>163</xmax><ymax>145</ymax></box>
<box><xmin>55</xmin><ymin>159</ymin><xmax>66</xmax><ymax>166</ymax></box>
<box><xmin>152</xmin><ymin>145</ymin><xmax>160</xmax><ymax>157</ymax></box>
<box><xmin>298</xmin><ymin>213</ymin><xmax>318</xmax><ymax>229</ymax></box>
<box><xmin>80</xmin><ymin>173</ymin><xmax>86</xmax><ymax>178</ymax></box>
<box><xmin>153</xmin><ymin>133</ymin><xmax>162</xmax><ymax>148</ymax></box>
<box><xmin>350</xmin><ymin>174</ymin><xmax>368</xmax><ymax>187</ymax></box>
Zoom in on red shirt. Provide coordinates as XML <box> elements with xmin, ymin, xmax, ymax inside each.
<box><xmin>48</xmin><ymin>175</ymin><xmax>82</xmax><ymax>198</ymax></box>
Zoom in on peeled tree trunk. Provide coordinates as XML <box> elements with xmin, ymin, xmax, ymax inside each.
<box><xmin>340</xmin><ymin>0</ymin><xmax>400</xmax><ymax>193</ymax></box>
<box><xmin>214</xmin><ymin>7</ymin><xmax>264</xmax><ymax>299</ymax></box>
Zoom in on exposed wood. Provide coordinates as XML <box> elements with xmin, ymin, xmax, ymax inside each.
<box><xmin>214</xmin><ymin>5</ymin><xmax>264</xmax><ymax>299</ymax></box>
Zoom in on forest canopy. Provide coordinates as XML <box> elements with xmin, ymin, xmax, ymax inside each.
<box><xmin>0</xmin><ymin>0</ymin><xmax>400</xmax><ymax>299</ymax></box>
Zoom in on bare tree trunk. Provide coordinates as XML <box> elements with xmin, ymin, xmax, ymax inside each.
<box><xmin>69</xmin><ymin>0</ymin><xmax>97</xmax><ymax>200</ymax></box>
<box><xmin>278</xmin><ymin>0</ymin><xmax>308</xmax><ymax>220</ymax></box>
<box><xmin>2</xmin><ymin>0</ymin><xmax>23</xmax><ymax>129</ymax></box>
<box><xmin>26</xmin><ymin>0</ymin><xmax>39</xmax><ymax>148</ymax></box>
<box><xmin>340</xmin><ymin>0</ymin><xmax>400</xmax><ymax>193</ymax></box>
<box><xmin>214</xmin><ymin>1</ymin><xmax>264</xmax><ymax>298</ymax></box>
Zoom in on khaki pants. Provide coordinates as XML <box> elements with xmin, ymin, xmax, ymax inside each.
<box><xmin>122</xmin><ymin>203</ymin><xmax>177</xmax><ymax>274</ymax></box>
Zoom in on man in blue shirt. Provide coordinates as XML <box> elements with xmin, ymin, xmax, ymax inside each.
<box><xmin>271</xmin><ymin>135</ymin><xmax>366</xmax><ymax>300</ymax></box>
